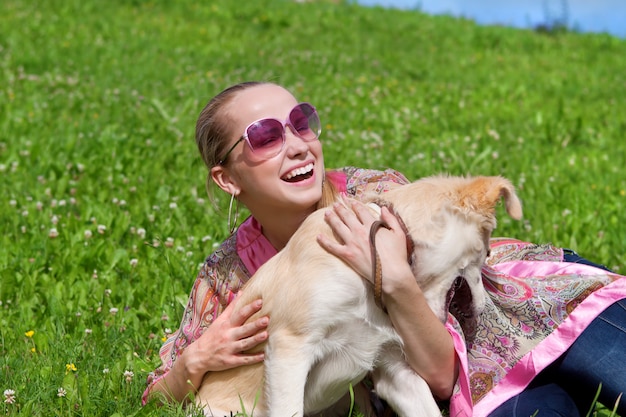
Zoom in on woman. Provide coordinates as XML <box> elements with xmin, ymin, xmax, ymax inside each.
<box><xmin>144</xmin><ymin>81</ymin><xmax>626</xmax><ymax>417</ymax></box>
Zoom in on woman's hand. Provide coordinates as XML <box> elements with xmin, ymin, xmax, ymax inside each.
<box><xmin>317</xmin><ymin>197</ymin><xmax>413</xmax><ymax>295</ymax></box>
<box><xmin>150</xmin><ymin>294</ymin><xmax>269</xmax><ymax>403</ymax></box>
<box><xmin>186</xmin><ymin>294</ymin><xmax>269</xmax><ymax>375</ymax></box>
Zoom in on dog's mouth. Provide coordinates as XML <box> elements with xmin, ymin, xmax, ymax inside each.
<box><xmin>446</xmin><ymin>277</ymin><xmax>480</xmax><ymax>338</ymax></box>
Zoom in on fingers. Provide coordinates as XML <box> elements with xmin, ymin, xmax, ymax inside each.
<box><xmin>229</xmin><ymin>311</ymin><xmax>268</xmax><ymax>366</ymax></box>
<box><xmin>380</xmin><ymin>205</ymin><xmax>403</xmax><ymax>232</ymax></box>
<box><xmin>230</xmin><ymin>297</ymin><xmax>269</xmax><ymax>340</ymax></box>
<box><xmin>229</xmin><ymin>297</ymin><xmax>263</xmax><ymax>326</ymax></box>
<box><xmin>226</xmin><ymin>299</ymin><xmax>269</xmax><ymax>365</ymax></box>
<box><xmin>347</xmin><ymin>198</ymin><xmax>378</xmax><ymax>225</ymax></box>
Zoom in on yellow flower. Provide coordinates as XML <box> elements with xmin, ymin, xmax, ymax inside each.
<box><xmin>31</xmin><ymin>347</ymin><xmax>36</xmax><ymax>353</ymax></box>
<box><xmin>65</xmin><ymin>363</ymin><xmax>77</xmax><ymax>373</ymax></box>
<box><xmin>25</xmin><ymin>330</ymin><xmax>35</xmax><ymax>338</ymax></box>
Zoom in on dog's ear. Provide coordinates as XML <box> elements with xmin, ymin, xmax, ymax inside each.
<box><xmin>461</xmin><ymin>176</ymin><xmax>523</xmax><ymax>220</ymax></box>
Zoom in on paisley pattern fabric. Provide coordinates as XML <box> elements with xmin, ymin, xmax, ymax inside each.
<box><xmin>449</xmin><ymin>239</ymin><xmax>626</xmax><ymax>417</ymax></box>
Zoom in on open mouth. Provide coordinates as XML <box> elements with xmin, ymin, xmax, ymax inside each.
<box><xmin>281</xmin><ymin>163</ymin><xmax>314</xmax><ymax>183</ymax></box>
<box><xmin>446</xmin><ymin>277</ymin><xmax>480</xmax><ymax>338</ymax></box>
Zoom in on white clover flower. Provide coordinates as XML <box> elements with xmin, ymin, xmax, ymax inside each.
<box><xmin>487</xmin><ymin>129</ymin><xmax>500</xmax><ymax>140</ymax></box>
<box><xmin>84</xmin><ymin>230</ymin><xmax>93</xmax><ymax>239</ymax></box>
<box><xmin>137</xmin><ymin>228</ymin><xmax>146</xmax><ymax>239</ymax></box>
<box><xmin>97</xmin><ymin>225</ymin><xmax>106</xmax><ymax>234</ymax></box>
<box><xmin>49</xmin><ymin>228</ymin><xmax>59</xmax><ymax>238</ymax></box>
<box><xmin>129</xmin><ymin>258</ymin><xmax>138</xmax><ymax>267</ymax></box>
<box><xmin>164</xmin><ymin>237</ymin><xmax>174</xmax><ymax>248</ymax></box>
<box><xmin>109</xmin><ymin>307</ymin><xmax>118</xmax><ymax>315</ymax></box>
<box><xmin>57</xmin><ymin>387</ymin><xmax>66</xmax><ymax>397</ymax></box>
<box><xmin>169</xmin><ymin>202</ymin><xmax>177</xmax><ymax>209</ymax></box>
<box><xmin>123</xmin><ymin>370</ymin><xmax>134</xmax><ymax>383</ymax></box>
<box><xmin>102</xmin><ymin>368</ymin><xmax>110</xmax><ymax>374</ymax></box>
<box><xmin>3</xmin><ymin>389</ymin><xmax>16</xmax><ymax>404</ymax></box>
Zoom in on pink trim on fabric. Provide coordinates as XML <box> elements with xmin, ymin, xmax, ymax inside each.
<box><xmin>236</xmin><ymin>216</ymin><xmax>277</xmax><ymax>276</ymax></box>
<box><xmin>326</xmin><ymin>170</ymin><xmax>347</xmax><ymax>194</ymax></box>
<box><xmin>491</xmin><ymin>259</ymin><xmax>610</xmax><ymax>278</ymax></box>
<box><xmin>473</xmin><ymin>272</ymin><xmax>626</xmax><ymax>417</ymax></box>
<box><xmin>448</xmin><ymin>321</ymin><xmax>473</xmax><ymax>417</ymax></box>
<box><xmin>489</xmin><ymin>238</ymin><xmax>531</xmax><ymax>248</ymax></box>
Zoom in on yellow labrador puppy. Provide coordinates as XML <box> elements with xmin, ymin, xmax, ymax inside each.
<box><xmin>195</xmin><ymin>175</ymin><xmax>523</xmax><ymax>417</ymax></box>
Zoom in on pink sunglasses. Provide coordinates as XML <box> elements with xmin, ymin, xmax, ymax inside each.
<box><xmin>219</xmin><ymin>102</ymin><xmax>321</xmax><ymax>165</ymax></box>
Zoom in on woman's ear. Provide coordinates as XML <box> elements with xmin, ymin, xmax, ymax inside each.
<box><xmin>210</xmin><ymin>165</ymin><xmax>240</xmax><ymax>196</ymax></box>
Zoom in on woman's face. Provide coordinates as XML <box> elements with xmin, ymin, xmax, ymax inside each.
<box><xmin>218</xmin><ymin>84</ymin><xmax>325</xmax><ymax>215</ymax></box>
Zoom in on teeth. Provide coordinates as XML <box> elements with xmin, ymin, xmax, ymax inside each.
<box><xmin>283</xmin><ymin>163</ymin><xmax>314</xmax><ymax>180</ymax></box>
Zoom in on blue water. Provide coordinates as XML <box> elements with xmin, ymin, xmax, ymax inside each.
<box><xmin>357</xmin><ymin>0</ymin><xmax>626</xmax><ymax>38</ymax></box>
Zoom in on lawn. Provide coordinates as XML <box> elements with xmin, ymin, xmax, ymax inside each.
<box><xmin>0</xmin><ymin>0</ymin><xmax>624</xmax><ymax>415</ymax></box>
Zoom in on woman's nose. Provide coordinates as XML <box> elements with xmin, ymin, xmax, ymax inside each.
<box><xmin>284</xmin><ymin>127</ymin><xmax>309</xmax><ymax>156</ymax></box>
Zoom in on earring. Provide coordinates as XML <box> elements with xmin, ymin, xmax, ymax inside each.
<box><xmin>228</xmin><ymin>192</ymin><xmax>240</xmax><ymax>235</ymax></box>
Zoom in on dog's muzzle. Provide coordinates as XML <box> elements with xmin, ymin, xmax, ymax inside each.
<box><xmin>446</xmin><ymin>276</ymin><xmax>480</xmax><ymax>338</ymax></box>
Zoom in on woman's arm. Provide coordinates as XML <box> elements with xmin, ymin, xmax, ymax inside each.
<box><xmin>317</xmin><ymin>199</ymin><xmax>458</xmax><ymax>399</ymax></box>
<box><xmin>145</xmin><ymin>293</ymin><xmax>269</xmax><ymax>404</ymax></box>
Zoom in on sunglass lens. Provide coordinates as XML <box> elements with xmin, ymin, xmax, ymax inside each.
<box><xmin>290</xmin><ymin>104</ymin><xmax>320</xmax><ymax>140</ymax></box>
<box><xmin>246</xmin><ymin>119</ymin><xmax>284</xmax><ymax>156</ymax></box>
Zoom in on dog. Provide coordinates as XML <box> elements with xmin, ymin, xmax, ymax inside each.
<box><xmin>194</xmin><ymin>175</ymin><xmax>523</xmax><ymax>417</ymax></box>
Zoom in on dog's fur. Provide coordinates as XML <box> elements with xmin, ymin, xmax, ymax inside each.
<box><xmin>194</xmin><ymin>175</ymin><xmax>523</xmax><ymax>417</ymax></box>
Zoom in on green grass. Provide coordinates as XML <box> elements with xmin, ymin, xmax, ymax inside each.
<box><xmin>1</xmin><ymin>0</ymin><xmax>625</xmax><ymax>415</ymax></box>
